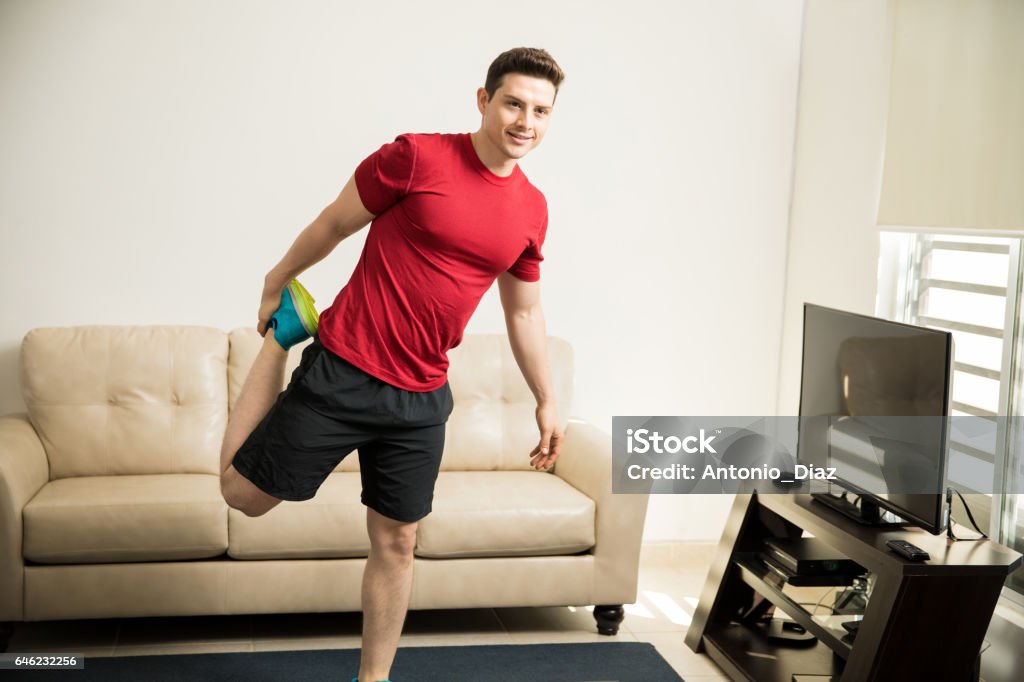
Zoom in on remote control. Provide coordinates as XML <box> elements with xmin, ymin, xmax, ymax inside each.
<box><xmin>886</xmin><ymin>539</ymin><xmax>930</xmax><ymax>561</ymax></box>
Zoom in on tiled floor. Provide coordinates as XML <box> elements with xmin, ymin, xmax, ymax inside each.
<box><xmin>4</xmin><ymin>543</ymin><xmax>730</xmax><ymax>680</ymax></box>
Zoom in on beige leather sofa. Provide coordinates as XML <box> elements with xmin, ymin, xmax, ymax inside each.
<box><xmin>0</xmin><ymin>326</ymin><xmax>648</xmax><ymax>636</ymax></box>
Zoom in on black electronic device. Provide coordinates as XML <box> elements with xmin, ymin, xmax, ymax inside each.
<box><xmin>797</xmin><ymin>304</ymin><xmax>953</xmax><ymax>535</ymax></box>
<box><xmin>885</xmin><ymin>539</ymin><xmax>930</xmax><ymax>561</ymax></box>
<box><xmin>763</xmin><ymin>536</ymin><xmax>866</xmax><ymax>577</ymax></box>
<box><xmin>759</xmin><ymin>552</ymin><xmax>858</xmax><ymax>587</ymax></box>
<box><xmin>840</xmin><ymin>619</ymin><xmax>861</xmax><ymax>637</ymax></box>
<box><xmin>765</xmin><ymin>618</ymin><xmax>817</xmax><ymax>646</ymax></box>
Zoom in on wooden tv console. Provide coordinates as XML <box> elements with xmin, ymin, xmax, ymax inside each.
<box><xmin>685</xmin><ymin>492</ymin><xmax>1023</xmax><ymax>681</ymax></box>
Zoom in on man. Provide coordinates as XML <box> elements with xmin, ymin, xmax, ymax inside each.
<box><xmin>218</xmin><ymin>47</ymin><xmax>565</xmax><ymax>682</ymax></box>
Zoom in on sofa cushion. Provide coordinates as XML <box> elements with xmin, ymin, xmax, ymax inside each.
<box><xmin>415</xmin><ymin>471</ymin><xmax>595</xmax><ymax>558</ymax></box>
<box><xmin>227</xmin><ymin>473</ymin><xmax>370</xmax><ymax>559</ymax></box>
<box><xmin>23</xmin><ymin>474</ymin><xmax>227</xmax><ymax>563</ymax></box>
<box><xmin>20</xmin><ymin>326</ymin><xmax>228</xmax><ymax>477</ymax></box>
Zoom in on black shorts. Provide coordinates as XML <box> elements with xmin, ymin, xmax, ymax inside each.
<box><xmin>231</xmin><ymin>337</ymin><xmax>454</xmax><ymax>523</ymax></box>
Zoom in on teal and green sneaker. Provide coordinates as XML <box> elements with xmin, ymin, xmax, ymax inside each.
<box><xmin>268</xmin><ymin>279</ymin><xmax>319</xmax><ymax>350</ymax></box>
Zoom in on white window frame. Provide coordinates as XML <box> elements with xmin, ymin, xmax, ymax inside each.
<box><xmin>878</xmin><ymin>231</ymin><xmax>1024</xmax><ymax>607</ymax></box>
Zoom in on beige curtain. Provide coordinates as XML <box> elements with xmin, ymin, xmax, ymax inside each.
<box><xmin>877</xmin><ymin>0</ymin><xmax>1024</xmax><ymax>232</ymax></box>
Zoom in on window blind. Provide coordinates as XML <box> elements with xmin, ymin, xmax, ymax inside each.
<box><xmin>876</xmin><ymin>0</ymin><xmax>1024</xmax><ymax>233</ymax></box>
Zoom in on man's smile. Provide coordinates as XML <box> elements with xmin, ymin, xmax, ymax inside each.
<box><xmin>507</xmin><ymin>130</ymin><xmax>533</xmax><ymax>144</ymax></box>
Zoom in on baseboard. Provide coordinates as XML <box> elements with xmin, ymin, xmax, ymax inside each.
<box><xmin>995</xmin><ymin>598</ymin><xmax>1024</xmax><ymax>631</ymax></box>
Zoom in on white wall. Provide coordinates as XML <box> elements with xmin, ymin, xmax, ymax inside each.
<box><xmin>777</xmin><ymin>0</ymin><xmax>893</xmax><ymax>413</ymax></box>
<box><xmin>0</xmin><ymin>0</ymin><xmax>804</xmax><ymax>542</ymax></box>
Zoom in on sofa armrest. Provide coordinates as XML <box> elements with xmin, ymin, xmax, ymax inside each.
<box><xmin>0</xmin><ymin>414</ymin><xmax>50</xmax><ymax>621</ymax></box>
<box><xmin>555</xmin><ymin>418</ymin><xmax>649</xmax><ymax>605</ymax></box>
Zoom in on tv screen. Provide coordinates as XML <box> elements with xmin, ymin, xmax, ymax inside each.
<box><xmin>797</xmin><ymin>304</ymin><xmax>953</xmax><ymax>534</ymax></box>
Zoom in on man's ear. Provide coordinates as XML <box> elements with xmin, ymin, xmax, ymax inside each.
<box><xmin>476</xmin><ymin>87</ymin><xmax>490</xmax><ymax>115</ymax></box>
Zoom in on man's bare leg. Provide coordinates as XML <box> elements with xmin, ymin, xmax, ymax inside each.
<box><xmin>219</xmin><ymin>329</ymin><xmax>288</xmax><ymax>516</ymax></box>
<box><xmin>358</xmin><ymin>508</ymin><xmax>418</xmax><ymax>682</ymax></box>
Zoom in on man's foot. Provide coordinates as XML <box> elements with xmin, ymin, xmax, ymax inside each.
<box><xmin>268</xmin><ymin>279</ymin><xmax>319</xmax><ymax>350</ymax></box>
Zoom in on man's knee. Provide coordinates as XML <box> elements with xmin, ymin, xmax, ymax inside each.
<box><xmin>221</xmin><ymin>468</ymin><xmax>278</xmax><ymax>517</ymax></box>
<box><xmin>369</xmin><ymin>516</ymin><xmax>418</xmax><ymax>559</ymax></box>
<box><xmin>380</xmin><ymin>525</ymin><xmax>418</xmax><ymax>557</ymax></box>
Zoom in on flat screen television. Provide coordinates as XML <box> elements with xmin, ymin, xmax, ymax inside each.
<box><xmin>797</xmin><ymin>304</ymin><xmax>953</xmax><ymax>534</ymax></box>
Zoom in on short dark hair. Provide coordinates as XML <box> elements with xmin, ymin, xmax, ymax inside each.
<box><xmin>484</xmin><ymin>47</ymin><xmax>565</xmax><ymax>99</ymax></box>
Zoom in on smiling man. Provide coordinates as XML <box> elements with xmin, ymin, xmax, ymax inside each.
<box><xmin>216</xmin><ymin>48</ymin><xmax>565</xmax><ymax>682</ymax></box>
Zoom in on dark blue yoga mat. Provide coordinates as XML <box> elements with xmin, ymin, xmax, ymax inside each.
<box><xmin>12</xmin><ymin>642</ymin><xmax>685</xmax><ymax>681</ymax></box>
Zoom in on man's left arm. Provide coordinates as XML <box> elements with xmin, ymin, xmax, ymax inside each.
<box><xmin>497</xmin><ymin>272</ymin><xmax>563</xmax><ymax>470</ymax></box>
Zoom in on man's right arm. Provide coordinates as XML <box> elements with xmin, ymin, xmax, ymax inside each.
<box><xmin>257</xmin><ymin>174</ymin><xmax>374</xmax><ymax>333</ymax></box>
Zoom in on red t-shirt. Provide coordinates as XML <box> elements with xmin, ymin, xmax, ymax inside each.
<box><xmin>317</xmin><ymin>133</ymin><xmax>548</xmax><ymax>392</ymax></box>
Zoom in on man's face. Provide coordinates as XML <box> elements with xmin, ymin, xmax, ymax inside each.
<box><xmin>476</xmin><ymin>73</ymin><xmax>556</xmax><ymax>162</ymax></box>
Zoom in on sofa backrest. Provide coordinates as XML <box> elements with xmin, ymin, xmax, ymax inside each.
<box><xmin>227</xmin><ymin>330</ymin><xmax>574</xmax><ymax>472</ymax></box>
<box><xmin>20</xmin><ymin>326</ymin><xmax>229</xmax><ymax>478</ymax></box>
<box><xmin>444</xmin><ymin>334</ymin><xmax>574</xmax><ymax>471</ymax></box>
<box><xmin>19</xmin><ymin>326</ymin><xmax>573</xmax><ymax>478</ymax></box>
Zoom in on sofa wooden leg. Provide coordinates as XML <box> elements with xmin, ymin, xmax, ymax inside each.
<box><xmin>593</xmin><ymin>604</ymin><xmax>624</xmax><ymax>636</ymax></box>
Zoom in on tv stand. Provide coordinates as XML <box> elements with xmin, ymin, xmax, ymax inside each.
<box><xmin>685</xmin><ymin>492</ymin><xmax>1022</xmax><ymax>681</ymax></box>
<box><xmin>811</xmin><ymin>492</ymin><xmax>908</xmax><ymax>529</ymax></box>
